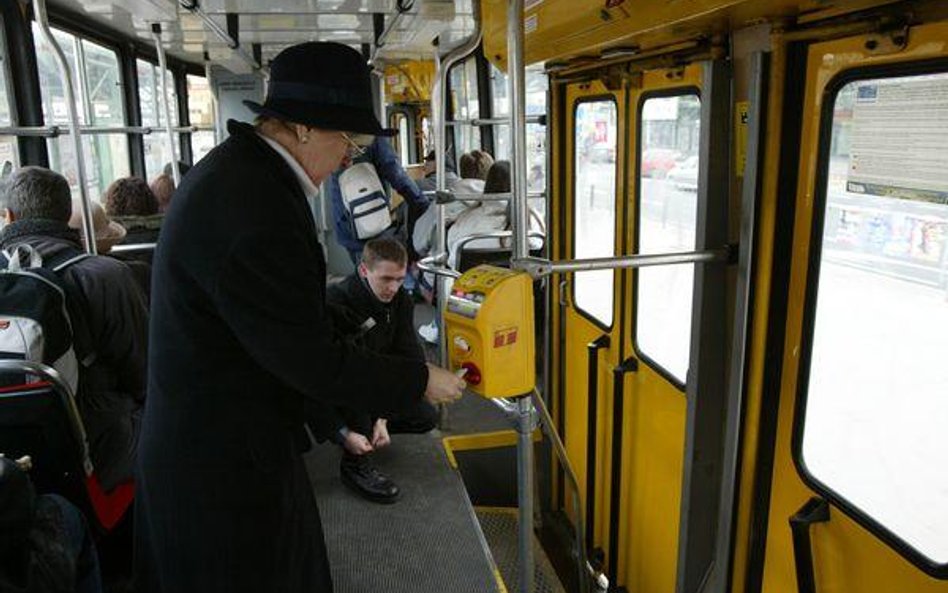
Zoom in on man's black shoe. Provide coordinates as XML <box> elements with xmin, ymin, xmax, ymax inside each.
<box><xmin>340</xmin><ymin>454</ymin><xmax>400</xmax><ymax>504</ymax></box>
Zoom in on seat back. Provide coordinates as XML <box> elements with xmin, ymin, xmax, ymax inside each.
<box><xmin>0</xmin><ymin>362</ymin><xmax>132</xmax><ymax>532</ymax></box>
<box><xmin>0</xmin><ymin>381</ymin><xmax>89</xmax><ymax>497</ymax></box>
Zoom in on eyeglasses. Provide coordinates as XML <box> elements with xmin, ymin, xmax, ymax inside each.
<box><xmin>340</xmin><ymin>132</ymin><xmax>373</xmax><ymax>158</ymax></box>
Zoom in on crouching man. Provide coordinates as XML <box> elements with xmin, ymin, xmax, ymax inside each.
<box><xmin>309</xmin><ymin>237</ymin><xmax>438</xmax><ymax>503</ymax></box>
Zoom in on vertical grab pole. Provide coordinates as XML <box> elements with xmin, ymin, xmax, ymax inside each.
<box><xmin>507</xmin><ymin>2</ymin><xmax>534</xmax><ymax>591</ymax></box>
<box><xmin>432</xmin><ymin>43</ymin><xmax>448</xmax><ymax>366</ymax></box>
<box><xmin>431</xmin><ymin>3</ymin><xmax>482</xmax><ymax>365</ymax></box>
<box><xmin>152</xmin><ymin>24</ymin><xmax>180</xmax><ymax>186</ymax></box>
<box><xmin>205</xmin><ymin>56</ymin><xmax>221</xmax><ymax>145</ymax></box>
<box><xmin>508</xmin><ymin>0</ymin><xmax>529</xmax><ymax>261</ymax></box>
<box><xmin>32</xmin><ymin>0</ymin><xmax>96</xmax><ymax>255</ymax></box>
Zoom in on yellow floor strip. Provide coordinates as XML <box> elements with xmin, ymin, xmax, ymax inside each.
<box><xmin>442</xmin><ymin>429</ymin><xmax>542</xmax><ymax>469</ymax></box>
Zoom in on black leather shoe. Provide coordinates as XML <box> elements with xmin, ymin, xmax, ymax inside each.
<box><xmin>340</xmin><ymin>454</ymin><xmax>400</xmax><ymax>504</ymax></box>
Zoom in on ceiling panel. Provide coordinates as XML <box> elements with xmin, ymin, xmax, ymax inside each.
<box><xmin>197</xmin><ymin>0</ymin><xmax>395</xmax><ymax>14</ymax></box>
<box><xmin>48</xmin><ymin>0</ymin><xmax>477</xmax><ymax>71</ymax></box>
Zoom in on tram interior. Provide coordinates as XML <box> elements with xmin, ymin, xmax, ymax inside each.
<box><xmin>2</xmin><ymin>0</ymin><xmax>948</xmax><ymax>592</ymax></box>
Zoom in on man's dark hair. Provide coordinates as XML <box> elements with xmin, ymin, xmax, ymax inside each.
<box><xmin>362</xmin><ymin>237</ymin><xmax>407</xmax><ymax>269</ymax></box>
<box><xmin>0</xmin><ymin>166</ymin><xmax>72</xmax><ymax>222</ymax></box>
<box><xmin>103</xmin><ymin>177</ymin><xmax>159</xmax><ymax>217</ymax></box>
<box><xmin>484</xmin><ymin>160</ymin><xmax>511</xmax><ymax>194</ymax></box>
<box><xmin>163</xmin><ymin>161</ymin><xmax>191</xmax><ymax>178</ymax></box>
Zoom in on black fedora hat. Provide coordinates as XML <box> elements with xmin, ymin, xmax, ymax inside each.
<box><xmin>244</xmin><ymin>42</ymin><xmax>394</xmax><ymax>137</ymax></box>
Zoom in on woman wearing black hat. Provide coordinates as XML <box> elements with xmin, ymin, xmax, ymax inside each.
<box><xmin>135</xmin><ymin>42</ymin><xmax>466</xmax><ymax>592</ymax></box>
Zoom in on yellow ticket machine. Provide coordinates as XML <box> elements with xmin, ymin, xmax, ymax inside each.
<box><xmin>443</xmin><ymin>265</ymin><xmax>535</xmax><ymax>398</ymax></box>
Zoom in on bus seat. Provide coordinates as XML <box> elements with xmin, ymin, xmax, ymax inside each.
<box><xmin>0</xmin><ymin>369</ymin><xmax>134</xmax><ymax>532</ymax></box>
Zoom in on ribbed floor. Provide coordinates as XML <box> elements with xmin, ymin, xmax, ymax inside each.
<box><xmin>304</xmin><ymin>433</ymin><xmax>500</xmax><ymax>593</ymax></box>
<box><xmin>476</xmin><ymin>507</ymin><xmax>567</xmax><ymax>593</ymax></box>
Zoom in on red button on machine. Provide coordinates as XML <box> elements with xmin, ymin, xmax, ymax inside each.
<box><xmin>460</xmin><ymin>362</ymin><xmax>482</xmax><ymax>385</ymax></box>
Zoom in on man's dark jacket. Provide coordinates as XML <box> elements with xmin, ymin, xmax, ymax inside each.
<box><xmin>312</xmin><ymin>273</ymin><xmax>424</xmax><ymax>439</ymax></box>
<box><xmin>0</xmin><ymin>220</ymin><xmax>147</xmax><ymax>491</ymax></box>
<box><xmin>135</xmin><ymin>120</ymin><xmax>428</xmax><ymax>593</ymax></box>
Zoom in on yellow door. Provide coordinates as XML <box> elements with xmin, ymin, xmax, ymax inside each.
<box><xmin>615</xmin><ymin>63</ymin><xmax>706</xmax><ymax>593</ymax></box>
<box><xmin>752</xmin><ymin>19</ymin><xmax>948</xmax><ymax>592</ymax></box>
<box><xmin>553</xmin><ymin>59</ymin><xmax>721</xmax><ymax>592</ymax></box>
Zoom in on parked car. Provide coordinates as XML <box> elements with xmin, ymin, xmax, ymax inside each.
<box><xmin>641</xmin><ymin>148</ymin><xmax>681</xmax><ymax>178</ymax></box>
<box><xmin>588</xmin><ymin>142</ymin><xmax>616</xmax><ymax>163</ymax></box>
<box><xmin>667</xmin><ymin>155</ymin><xmax>699</xmax><ymax>192</ymax></box>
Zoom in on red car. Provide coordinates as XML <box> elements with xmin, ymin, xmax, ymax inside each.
<box><xmin>641</xmin><ymin>148</ymin><xmax>681</xmax><ymax>178</ymax></box>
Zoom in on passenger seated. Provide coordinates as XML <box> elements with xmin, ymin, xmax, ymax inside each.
<box><xmin>0</xmin><ymin>455</ymin><xmax>103</xmax><ymax>593</ymax></box>
<box><xmin>0</xmin><ymin>167</ymin><xmax>148</xmax><ymax>491</ymax></box>
<box><xmin>149</xmin><ymin>174</ymin><xmax>174</xmax><ymax>214</ymax></box>
<box><xmin>412</xmin><ymin>149</ymin><xmax>493</xmax><ymax>258</ymax></box>
<box><xmin>102</xmin><ymin>177</ymin><xmax>162</xmax><ymax>245</ymax></box>
<box><xmin>446</xmin><ymin>160</ymin><xmax>545</xmax><ymax>270</ymax></box>
<box><xmin>308</xmin><ymin>238</ymin><xmax>438</xmax><ymax>504</ymax></box>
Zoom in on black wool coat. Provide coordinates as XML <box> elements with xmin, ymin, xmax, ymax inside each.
<box><xmin>135</xmin><ymin>120</ymin><xmax>428</xmax><ymax>593</ymax></box>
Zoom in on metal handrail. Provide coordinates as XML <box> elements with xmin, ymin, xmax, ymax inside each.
<box><xmin>110</xmin><ymin>242</ymin><xmax>157</xmax><ymax>255</ymax></box>
<box><xmin>417</xmin><ymin>253</ymin><xmax>461</xmax><ymax>279</ymax></box>
<box><xmin>152</xmin><ymin>24</ymin><xmax>180</xmax><ymax>185</ymax></box>
<box><xmin>453</xmin><ymin>230</ymin><xmax>545</xmax><ymax>255</ymax></box>
<box><xmin>445</xmin><ymin>115</ymin><xmax>545</xmax><ymax>127</ymax></box>
<box><xmin>32</xmin><ymin>0</ymin><xmax>95</xmax><ymax>255</ymax></box>
<box><xmin>0</xmin><ymin>125</ymin><xmax>214</xmax><ymax>137</ymax></box>
<box><xmin>431</xmin><ymin>190</ymin><xmax>546</xmax><ymax>203</ymax></box>
<box><xmin>178</xmin><ymin>0</ymin><xmax>263</xmax><ymax>73</ymax></box>
<box><xmin>0</xmin><ymin>360</ymin><xmax>92</xmax><ymax>475</ymax></box>
<box><xmin>514</xmin><ymin>247</ymin><xmax>732</xmax><ymax>278</ymax></box>
<box><xmin>531</xmin><ymin>389</ymin><xmax>599</xmax><ymax>593</ymax></box>
<box><xmin>433</xmin><ymin>0</ymin><xmax>483</xmax><ymax>366</ymax></box>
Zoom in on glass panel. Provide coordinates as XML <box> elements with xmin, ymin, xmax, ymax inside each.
<box><xmin>0</xmin><ymin>19</ymin><xmax>18</xmax><ymax>169</ymax></box>
<box><xmin>35</xmin><ymin>27</ymin><xmax>128</xmax><ymax>198</ymax></box>
<box><xmin>144</xmin><ymin>134</ymin><xmax>180</xmax><ymax>181</ymax></box>
<box><xmin>138</xmin><ymin>59</ymin><xmax>178</xmax><ymax>127</ymax></box>
<box><xmin>573</xmin><ymin>100</ymin><xmax>617</xmax><ymax>326</ymax></box>
<box><xmin>140</xmin><ymin>59</ymin><xmax>179</xmax><ymax>179</ymax></box>
<box><xmin>389</xmin><ymin>112</ymin><xmax>409</xmax><ymax>166</ymax></box>
<box><xmin>34</xmin><ymin>24</ymin><xmax>82</xmax><ymax>125</ymax></box>
<box><xmin>187</xmin><ymin>74</ymin><xmax>215</xmax><ymax>164</ymax></box>
<box><xmin>450</xmin><ymin>57</ymin><xmax>480</xmax><ymax>156</ymax></box>
<box><xmin>81</xmin><ymin>40</ymin><xmax>124</xmax><ymax>126</ymax></box>
<box><xmin>191</xmin><ymin>131</ymin><xmax>215</xmax><ymax>164</ymax></box>
<box><xmin>635</xmin><ymin>94</ymin><xmax>701</xmax><ymax>383</ymax></box>
<box><xmin>802</xmin><ymin>72</ymin><xmax>948</xmax><ymax>564</ymax></box>
<box><xmin>186</xmin><ymin>74</ymin><xmax>213</xmax><ymax>126</ymax></box>
<box><xmin>137</xmin><ymin>59</ymin><xmax>157</xmax><ymax>127</ymax></box>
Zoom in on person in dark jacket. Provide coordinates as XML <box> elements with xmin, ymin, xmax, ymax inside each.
<box><xmin>0</xmin><ymin>167</ymin><xmax>149</xmax><ymax>492</ymax></box>
<box><xmin>0</xmin><ymin>455</ymin><xmax>103</xmax><ymax>593</ymax></box>
<box><xmin>325</xmin><ymin>137</ymin><xmax>429</xmax><ymax>264</ymax></box>
<box><xmin>310</xmin><ymin>238</ymin><xmax>437</xmax><ymax>503</ymax></box>
<box><xmin>135</xmin><ymin>42</ymin><xmax>465</xmax><ymax>593</ymax></box>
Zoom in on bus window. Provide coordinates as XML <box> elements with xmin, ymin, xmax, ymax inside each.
<box><xmin>492</xmin><ymin>65</ymin><xmax>547</xmax><ymax>195</ymax></box>
<box><xmin>573</xmin><ymin>99</ymin><xmax>617</xmax><ymax>327</ymax></box>
<box><xmin>138</xmin><ymin>59</ymin><xmax>179</xmax><ymax>180</ymax></box>
<box><xmin>187</xmin><ymin>74</ymin><xmax>214</xmax><ymax>163</ymax></box>
<box><xmin>635</xmin><ymin>93</ymin><xmax>701</xmax><ymax>384</ymax></box>
<box><xmin>0</xmin><ymin>18</ymin><xmax>17</xmax><ymax>171</ymax></box>
<box><xmin>34</xmin><ymin>25</ymin><xmax>130</xmax><ymax>199</ymax></box>
<box><xmin>450</xmin><ymin>57</ymin><xmax>480</xmax><ymax>157</ymax></box>
<box><xmin>389</xmin><ymin>112</ymin><xmax>410</xmax><ymax>166</ymax></box>
<box><xmin>801</xmin><ymin>70</ymin><xmax>948</xmax><ymax>565</ymax></box>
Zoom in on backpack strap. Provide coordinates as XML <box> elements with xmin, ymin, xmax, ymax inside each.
<box><xmin>1</xmin><ymin>245</ymin><xmax>43</xmax><ymax>271</ymax></box>
<box><xmin>51</xmin><ymin>253</ymin><xmax>93</xmax><ymax>273</ymax></box>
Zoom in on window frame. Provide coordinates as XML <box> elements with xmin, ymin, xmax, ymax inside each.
<box><xmin>631</xmin><ymin>86</ymin><xmax>702</xmax><ymax>390</ymax></box>
<box><xmin>571</xmin><ymin>94</ymin><xmax>619</xmax><ymax>331</ymax></box>
<box><xmin>792</xmin><ymin>58</ymin><xmax>948</xmax><ymax>579</ymax></box>
<box><xmin>33</xmin><ymin>23</ymin><xmax>132</xmax><ymax>197</ymax></box>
